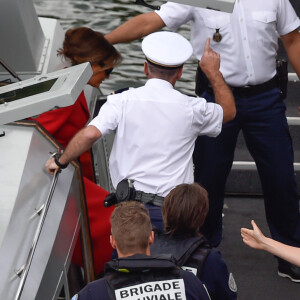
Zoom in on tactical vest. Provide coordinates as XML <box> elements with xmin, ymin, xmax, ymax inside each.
<box><xmin>104</xmin><ymin>254</ymin><xmax>187</xmax><ymax>300</ymax></box>
<box><xmin>150</xmin><ymin>231</ymin><xmax>212</xmax><ymax>276</ymax></box>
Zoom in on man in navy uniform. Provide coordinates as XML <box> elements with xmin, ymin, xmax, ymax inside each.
<box><xmin>71</xmin><ymin>201</ymin><xmax>211</xmax><ymax>300</ymax></box>
<box><xmin>151</xmin><ymin>183</ymin><xmax>237</xmax><ymax>300</ymax></box>
<box><xmin>105</xmin><ymin>1</ymin><xmax>300</xmax><ymax>281</ymax></box>
<box><xmin>45</xmin><ymin>31</ymin><xmax>235</xmax><ymax>230</ymax></box>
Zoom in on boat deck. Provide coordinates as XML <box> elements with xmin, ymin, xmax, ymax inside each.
<box><xmin>219</xmin><ymin>197</ymin><xmax>300</xmax><ymax>300</ymax></box>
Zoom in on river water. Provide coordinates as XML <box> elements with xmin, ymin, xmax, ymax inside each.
<box><xmin>33</xmin><ymin>0</ymin><xmax>198</xmax><ymax>96</ymax></box>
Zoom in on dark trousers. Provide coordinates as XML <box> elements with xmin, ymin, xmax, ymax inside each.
<box><xmin>146</xmin><ymin>204</ymin><xmax>163</xmax><ymax>231</ymax></box>
<box><xmin>194</xmin><ymin>87</ymin><xmax>300</xmax><ymax>247</ymax></box>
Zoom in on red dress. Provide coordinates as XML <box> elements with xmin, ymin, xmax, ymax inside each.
<box><xmin>30</xmin><ymin>91</ymin><xmax>113</xmax><ymax>275</ymax></box>
<box><xmin>29</xmin><ymin>91</ymin><xmax>95</xmax><ymax>181</ymax></box>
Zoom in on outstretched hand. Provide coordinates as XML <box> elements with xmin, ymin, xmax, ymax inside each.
<box><xmin>199</xmin><ymin>38</ymin><xmax>220</xmax><ymax>80</ymax></box>
<box><xmin>241</xmin><ymin>220</ymin><xmax>266</xmax><ymax>250</ymax></box>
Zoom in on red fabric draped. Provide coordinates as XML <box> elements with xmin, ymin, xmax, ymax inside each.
<box><xmin>29</xmin><ymin>91</ymin><xmax>95</xmax><ymax>181</ymax></box>
<box><xmin>72</xmin><ymin>177</ymin><xmax>114</xmax><ymax>275</ymax></box>
<box><xmin>29</xmin><ymin>91</ymin><xmax>90</xmax><ymax>147</ymax></box>
<box><xmin>30</xmin><ymin>91</ymin><xmax>112</xmax><ymax>274</ymax></box>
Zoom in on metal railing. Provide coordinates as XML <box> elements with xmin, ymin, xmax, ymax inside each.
<box><xmin>14</xmin><ymin>170</ymin><xmax>60</xmax><ymax>300</ymax></box>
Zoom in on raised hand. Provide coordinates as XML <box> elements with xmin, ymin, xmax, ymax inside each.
<box><xmin>199</xmin><ymin>38</ymin><xmax>220</xmax><ymax>80</ymax></box>
<box><xmin>241</xmin><ymin>220</ymin><xmax>266</xmax><ymax>250</ymax></box>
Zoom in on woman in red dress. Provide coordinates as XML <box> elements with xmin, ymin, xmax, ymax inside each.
<box><xmin>30</xmin><ymin>27</ymin><xmax>122</xmax><ymax>276</ymax></box>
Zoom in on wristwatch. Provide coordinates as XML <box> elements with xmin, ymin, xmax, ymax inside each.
<box><xmin>53</xmin><ymin>152</ymin><xmax>69</xmax><ymax>169</ymax></box>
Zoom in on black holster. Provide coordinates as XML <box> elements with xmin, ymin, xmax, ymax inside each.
<box><xmin>104</xmin><ymin>179</ymin><xmax>136</xmax><ymax>207</ymax></box>
<box><xmin>276</xmin><ymin>59</ymin><xmax>288</xmax><ymax>100</ymax></box>
<box><xmin>195</xmin><ymin>65</ymin><xmax>209</xmax><ymax>97</ymax></box>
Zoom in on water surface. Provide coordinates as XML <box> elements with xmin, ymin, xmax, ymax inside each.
<box><xmin>33</xmin><ymin>0</ymin><xmax>197</xmax><ymax>96</ymax></box>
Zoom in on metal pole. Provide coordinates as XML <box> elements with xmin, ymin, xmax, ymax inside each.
<box><xmin>0</xmin><ymin>57</ymin><xmax>22</xmax><ymax>81</ymax></box>
<box><xmin>14</xmin><ymin>170</ymin><xmax>60</xmax><ymax>300</ymax></box>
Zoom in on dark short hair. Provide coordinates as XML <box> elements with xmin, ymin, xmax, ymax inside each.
<box><xmin>147</xmin><ymin>61</ymin><xmax>181</xmax><ymax>81</ymax></box>
<box><xmin>57</xmin><ymin>27</ymin><xmax>122</xmax><ymax>68</ymax></box>
<box><xmin>110</xmin><ymin>201</ymin><xmax>152</xmax><ymax>254</ymax></box>
<box><xmin>162</xmin><ymin>183</ymin><xmax>209</xmax><ymax>236</ymax></box>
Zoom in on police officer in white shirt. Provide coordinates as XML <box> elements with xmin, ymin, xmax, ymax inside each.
<box><xmin>105</xmin><ymin>0</ymin><xmax>300</xmax><ymax>282</ymax></box>
<box><xmin>45</xmin><ymin>31</ymin><xmax>235</xmax><ymax>230</ymax></box>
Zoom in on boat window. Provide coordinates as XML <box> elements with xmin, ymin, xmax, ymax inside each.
<box><xmin>0</xmin><ymin>78</ymin><xmax>58</xmax><ymax>104</ymax></box>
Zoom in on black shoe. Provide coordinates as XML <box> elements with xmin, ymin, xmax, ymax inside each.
<box><xmin>278</xmin><ymin>259</ymin><xmax>300</xmax><ymax>283</ymax></box>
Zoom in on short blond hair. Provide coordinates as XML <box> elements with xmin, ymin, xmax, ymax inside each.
<box><xmin>110</xmin><ymin>202</ymin><xmax>152</xmax><ymax>254</ymax></box>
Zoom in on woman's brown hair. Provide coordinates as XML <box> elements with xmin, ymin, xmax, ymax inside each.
<box><xmin>162</xmin><ymin>183</ymin><xmax>209</xmax><ymax>237</ymax></box>
<box><xmin>57</xmin><ymin>27</ymin><xmax>122</xmax><ymax>68</ymax></box>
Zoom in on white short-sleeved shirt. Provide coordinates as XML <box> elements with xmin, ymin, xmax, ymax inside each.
<box><xmin>156</xmin><ymin>0</ymin><xmax>300</xmax><ymax>86</ymax></box>
<box><xmin>89</xmin><ymin>78</ymin><xmax>223</xmax><ymax>196</ymax></box>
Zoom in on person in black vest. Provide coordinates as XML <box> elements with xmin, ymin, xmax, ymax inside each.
<box><xmin>151</xmin><ymin>183</ymin><xmax>237</xmax><ymax>300</ymax></box>
<box><xmin>71</xmin><ymin>201</ymin><xmax>210</xmax><ymax>300</ymax></box>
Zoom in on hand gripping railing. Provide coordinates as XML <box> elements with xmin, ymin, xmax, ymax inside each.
<box><xmin>14</xmin><ymin>170</ymin><xmax>60</xmax><ymax>300</ymax></box>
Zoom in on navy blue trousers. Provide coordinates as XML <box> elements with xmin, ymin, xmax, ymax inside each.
<box><xmin>194</xmin><ymin>87</ymin><xmax>300</xmax><ymax>247</ymax></box>
<box><xmin>146</xmin><ymin>204</ymin><xmax>163</xmax><ymax>231</ymax></box>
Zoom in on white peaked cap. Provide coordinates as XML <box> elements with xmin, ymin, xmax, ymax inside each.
<box><xmin>142</xmin><ymin>31</ymin><xmax>193</xmax><ymax>68</ymax></box>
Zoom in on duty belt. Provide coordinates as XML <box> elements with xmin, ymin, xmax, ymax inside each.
<box><xmin>207</xmin><ymin>75</ymin><xmax>279</xmax><ymax>98</ymax></box>
<box><xmin>135</xmin><ymin>191</ymin><xmax>164</xmax><ymax>207</ymax></box>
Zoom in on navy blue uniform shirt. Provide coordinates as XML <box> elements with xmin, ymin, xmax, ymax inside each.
<box><xmin>200</xmin><ymin>249</ymin><xmax>237</xmax><ymax>300</ymax></box>
<box><xmin>72</xmin><ymin>270</ymin><xmax>210</xmax><ymax>300</ymax></box>
<box><xmin>150</xmin><ymin>232</ymin><xmax>237</xmax><ymax>300</ymax></box>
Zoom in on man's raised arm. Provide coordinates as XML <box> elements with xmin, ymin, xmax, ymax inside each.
<box><xmin>105</xmin><ymin>12</ymin><xmax>165</xmax><ymax>44</ymax></box>
<box><xmin>200</xmin><ymin>39</ymin><xmax>236</xmax><ymax>124</ymax></box>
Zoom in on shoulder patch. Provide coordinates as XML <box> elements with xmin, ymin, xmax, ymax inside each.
<box><xmin>181</xmin><ymin>265</ymin><xmax>198</xmax><ymax>276</ymax></box>
<box><xmin>228</xmin><ymin>273</ymin><xmax>237</xmax><ymax>293</ymax></box>
<box><xmin>71</xmin><ymin>294</ymin><xmax>78</xmax><ymax>300</ymax></box>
